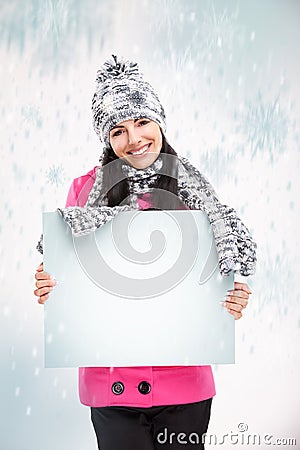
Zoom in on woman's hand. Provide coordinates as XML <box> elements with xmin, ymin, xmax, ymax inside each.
<box><xmin>34</xmin><ymin>262</ymin><xmax>56</xmax><ymax>304</ymax></box>
<box><xmin>222</xmin><ymin>282</ymin><xmax>252</xmax><ymax>320</ymax></box>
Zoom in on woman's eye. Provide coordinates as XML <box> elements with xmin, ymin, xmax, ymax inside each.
<box><xmin>138</xmin><ymin>120</ymin><xmax>150</xmax><ymax>126</ymax></box>
<box><xmin>113</xmin><ymin>130</ymin><xmax>122</xmax><ymax>137</ymax></box>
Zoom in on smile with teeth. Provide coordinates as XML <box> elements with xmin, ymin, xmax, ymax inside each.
<box><xmin>128</xmin><ymin>143</ymin><xmax>151</xmax><ymax>156</ymax></box>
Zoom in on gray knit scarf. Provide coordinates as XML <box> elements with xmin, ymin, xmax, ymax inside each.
<box><xmin>37</xmin><ymin>154</ymin><xmax>257</xmax><ymax>278</ymax></box>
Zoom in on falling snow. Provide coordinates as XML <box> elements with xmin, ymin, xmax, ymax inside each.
<box><xmin>256</xmin><ymin>244</ymin><xmax>296</xmax><ymax>315</ymax></box>
<box><xmin>235</xmin><ymin>93</ymin><xmax>291</xmax><ymax>161</ymax></box>
<box><xmin>21</xmin><ymin>104</ymin><xmax>42</xmax><ymax>127</ymax></box>
<box><xmin>45</xmin><ymin>164</ymin><xmax>65</xmax><ymax>187</ymax></box>
<box><xmin>198</xmin><ymin>147</ymin><xmax>236</xmax><ymax>185</ymax></box>
<box><xmin>200</xmin><ymin>4</ymin><xmax>242</xmax><ymax>56</ymax></box>
<box><xmin>36</xmin><ymin>0</ymin><xmax>71</xmax><ymax>45</ymax></box>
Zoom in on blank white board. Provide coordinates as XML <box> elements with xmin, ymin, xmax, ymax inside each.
<box><xmin>43</xmin><ymin>210</ymin><xmax>234</xmax><ymax>367</ymax></box>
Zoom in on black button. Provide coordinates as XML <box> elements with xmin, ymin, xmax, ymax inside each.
<box><xmin>138</xmin><ymin>381</ymin><xmax>151</xmax><ymax>395</ymax></box>
<box><xmin>111</xmin><ymin>381</ymin><xmax>124</xmax><ymax>395</ymax></box>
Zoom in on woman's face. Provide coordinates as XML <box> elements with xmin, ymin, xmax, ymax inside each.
<box><xmin>109</xmin><ymin>118</ymin><xmax>162</xmax><ymax>169</ymax></box>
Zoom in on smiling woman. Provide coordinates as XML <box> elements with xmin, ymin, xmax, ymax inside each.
<box><xmin>34</xmin><ymin>54</ymin><xmax>257</xmax><ymax>450</ymax></box>
<box><xmin>109</xmin><ymin>118</ymin><xmax>162</xmax><ymax>169</ymax></box>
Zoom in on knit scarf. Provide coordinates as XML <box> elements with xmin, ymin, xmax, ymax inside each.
<box><xmin>37</xmin><ymin>154</ymin><xmax>257</xmax><ymax>278</ymax></box>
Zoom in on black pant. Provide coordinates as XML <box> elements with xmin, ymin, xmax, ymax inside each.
<box><xmin>91</xmin><ymin>398</ymin><xmax>212</xmax><ymax>449</ymax></box>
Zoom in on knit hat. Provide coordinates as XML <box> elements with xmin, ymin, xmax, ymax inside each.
<box><xmin>91</xmin><ymin>55</ymin><xmax>167</xmax><ymax>147</ymax></box>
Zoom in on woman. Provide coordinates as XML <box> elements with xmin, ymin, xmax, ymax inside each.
<box><xmin>34</xmin><ymin>55</ymin><xmax>256</xmax><ymax>450</ymax></box>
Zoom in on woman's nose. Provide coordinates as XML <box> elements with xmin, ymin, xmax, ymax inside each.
<box><xmin>127</xmin><ymin>127</ymin><xmax>141</xmax><ymax>146</ymax></box>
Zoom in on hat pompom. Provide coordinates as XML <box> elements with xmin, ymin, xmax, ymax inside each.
<box><xmin>96</xmin><ymin>54</ymin><xmax>141</xmax><ymax>83</ymax></box>
<box><xmin>92</xmin><ymin>54</ymin><xmax>166</xmax><ymax>146</ymax></box>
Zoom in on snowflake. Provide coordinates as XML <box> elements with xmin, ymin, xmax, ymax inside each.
<box><xmin>198</xmin><ymin>147</ymin><xmax>236</xmax><ymax>185</ymax></box>
<box><xmin>236</xmin><ymin>93</ymin><xmax>290</xmax><ymax>161</ymax></box>
<box><xmin>254</xmin><ymin>245</ymin><xmax>297</xmax><ymax>317</ymax></box>
<box><xmin>22</xmin><ymin>104</ymin><xmax>42</xmax><ymax>127</ymax></box>
<box><xmin>200</xmin><ymin>4</ymin><xmax>242</xmax><ymax>56</ymax></box>
<box><xmin>46</xmin><ymin>164</ymin><xmax>65</xmax><ymax>187</ymax></box>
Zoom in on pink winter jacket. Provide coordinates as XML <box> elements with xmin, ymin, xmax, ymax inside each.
<box><xmin>65</xmin><ymin>166</ymin><xmax>216</xmax><ymax>407</ymax></box>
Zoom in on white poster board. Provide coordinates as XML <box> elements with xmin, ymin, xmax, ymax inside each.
<box><xmin>43</xmin><ymin>210</ymin><xmax>234</xmax><ymax>367</ymax></box>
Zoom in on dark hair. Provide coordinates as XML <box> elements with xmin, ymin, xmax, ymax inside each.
<box><xmin>100</xmin><ymin>132</ymin><xmax>184</xmax><ymax>210</ymax></box>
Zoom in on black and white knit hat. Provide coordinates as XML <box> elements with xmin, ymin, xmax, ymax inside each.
<box><xmin>91</xmin><ymin>55</ymin><xmax>167</xmax><ymax>147</ymax></box>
